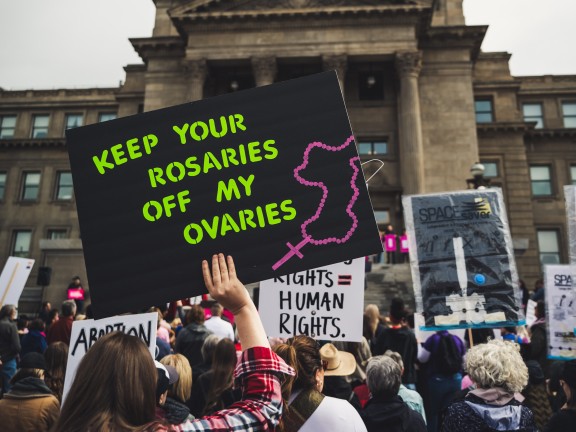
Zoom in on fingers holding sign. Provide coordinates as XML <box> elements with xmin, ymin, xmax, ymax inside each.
<box><xmin>202</xmin><ymin>254</ymin><xmax>249</xmax><ymax>316</ymax></box>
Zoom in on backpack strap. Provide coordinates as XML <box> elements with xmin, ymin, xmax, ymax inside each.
<box><xmin>283</xmin><ymin>388</ymin><xmax>325</xmax><ymax>432</ymax></box>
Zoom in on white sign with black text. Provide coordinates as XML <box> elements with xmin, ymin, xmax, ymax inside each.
<box><xmin>62</xmin><ymin>312</ymin><xmax>158</xmax><ymax>404</ymax></box>
<box><xmin>545</xmin><ymin>265</ymin><xmax>576</xmax><ymax>360</ymax></box>
<box><xmin>259</xmin><ymin>258</ymin><xmax>365</xmax><ymax>341</ymax></box>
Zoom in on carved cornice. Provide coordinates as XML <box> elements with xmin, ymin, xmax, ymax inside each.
<box><xmin>524</xmin><ymin>128</ymin><xmax>576</xmax><ymax>140</ymax></box>
<box><xmin>130</xmin><ymin>37</ymin><xmax>186</xmax><ymax>62</ymax></box>
<box><xmin>0</xmin><ymin>138</ymin><xmax>67</xmax><ymax>149</ymax></box>
<box><xmin>395</xmin><ymin>51</ymin><xmax>422</xmax><ymax>77</ymax></box>
<box><xmin>476</xmin><ymin>122</ymin><xmax>534</xmax><ymax>134</ymax></box>
<box><xmin>169</xmin><ymin>1</ymin><xmax>431</xmax><ymax>27</ymax></box>
<box><xmin>420</xmin><ymin>25</ymin><xmax>487</xmax><ymax>61</ymax></box>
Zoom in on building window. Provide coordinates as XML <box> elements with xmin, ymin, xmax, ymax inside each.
<box><xmin>47</xmin><ymin>229</ymin><xmax>68</xmax><ymax>239</ymax></box>
<box><xmin>0</xmin><ymin>115</ymin><xmax>16</xmax><ymax>139</ymax></box>
<box><xmin>358</xmin><ymin>72</ymin><xmax>384</xmax><ymax>100</ymax></box>
<box><xmin>571</xmin><ymin>165</ymin><xmax>576</xmax><ymax>185</ymax></box>
<box><xmin>55</xmin><ymin>172</ymin><xmax>73</xmax><ymax>200</ymax></box>
<box><xmin>65</xmin><ymin>114</ymin><xmax>83</xmax><ymax>131</ymax></box>
<box><xmin>358</xmin><ymin>140</ymin><xmax>388</xmax><ymax>155</ymax></box>
<box><xmin>481</xmin><ymin>161</ymin><xmax>499</xmax><ymax>178</ymax></box>
<box><xmin>12</xmin><ymin>230</ymin><xmax>32</xmax><ymax>257</ymax></box>
<box><xmin>98</xmin><ymin>112</ymin><xmax>117</xmax><ymax>122</ymax></box>
<box><xmin>475</xmin><ymin>99</ymin><xmax>493</xmax><ymax>123</ymax></box>
<box><xmin>523</xmin><ymin>103</ymin><xmax>544</xmax><ymax>129</ymax></box>
<box><xmin>537</xmin><ymin>230</ymin><xmax>560</xmax><ymax>265</ymax></box>
<box><xmin>21</xmin><ymin>172</ymin><xmax>41</xmax><ymax>200</ymax></box>
<box><xmin>0</xmin><ymin>172</ymin><xmax>6</xmax><ymax>200</ymax></box>
<box><xmin>529</xmin><ymin>165</ymin><xmax>552</xmax><ymax>196</ymax></box>
<box><xmin>374</xmin><ymin>210</ymin><xmax>390</xmax><ymax>225</ymax></box>
<box><xmin>563</xmin><ymin>102</ymin><xmax>576</xmax><ymax>128</ymax></box>
<box><xmin>31</xmin><ymin>114</ymin><xmax>49</xmax><ymax>138</ymax></box>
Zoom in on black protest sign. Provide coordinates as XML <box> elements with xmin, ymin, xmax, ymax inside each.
<box><xmin>67</xmin><ymin>72</ymin><xmax>382</xmax><ymax>319</ymax></box>
<box><xmin>402</xmin><ymin>189</ymin><xmax>524</xmax><ymax>330</ymax></box>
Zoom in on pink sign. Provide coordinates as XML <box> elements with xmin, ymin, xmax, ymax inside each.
<box><xmin>400</xmin><ymin>235</ymin><xmax>409</xmax><ymax>253</ymax></box>
<box><xmin>384</xmin><ymin>234</ymin><xmax>397</xmax><ymax>252</ymax></box>
<box><xmin>67</xmin><ymin>287</ymin><xmax>85</xmax><ymax>300</ymax></box>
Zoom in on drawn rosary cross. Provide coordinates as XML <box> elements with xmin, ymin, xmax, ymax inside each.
<box><xmin>272</xmin><ymin>135</ymin><xmax>382</xmax><ymax>270</ymax></box>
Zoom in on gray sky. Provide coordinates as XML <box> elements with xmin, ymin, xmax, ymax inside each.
<box><xmin>0</xmin><ymin>0</ymin><xmax>574</xmax><ymax>90</ymax></box>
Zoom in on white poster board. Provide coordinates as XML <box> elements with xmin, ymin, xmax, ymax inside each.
<box><xmin>0</xmin><ymin>257</ymin><xmax>35</xmax><ymax>307</ymax></box>
<box><xmin>259</xmin><ymin>258</ymin><xmax>365</xmax><ymax>341</ymax></box>
<box><xmin>525</xmin><ymin>299</ymin><xmax>537</xmax><ymax>327</ymax></box>
<box><xmin>545</xmin><ymin>265</ymin><xmax>576</xmax><ymax>361</ymax></box>
<box><xmin>62</xmin><ymin>312</ymin><xmax>158</xmax><ymax>403</ymax></box>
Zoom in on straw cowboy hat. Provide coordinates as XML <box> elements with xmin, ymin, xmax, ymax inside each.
<box><xmin>319</xmin><ymin>343</ymin><xmax>356</xmax><ymax>376</ymax></box>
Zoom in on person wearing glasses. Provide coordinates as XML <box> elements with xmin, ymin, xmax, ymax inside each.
<box><xmin>274</xmin><ymin>335</ymin><xmax>367</xmax><ymax>431</ymax></box>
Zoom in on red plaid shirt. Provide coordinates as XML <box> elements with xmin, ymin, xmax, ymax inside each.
<box><xmin>149</xmin><ymin>346</ymin><xmax>294</xmax><ymax>431</ymax></box>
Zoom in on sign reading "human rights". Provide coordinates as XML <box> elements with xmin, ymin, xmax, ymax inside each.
<box><xmin>66</xmin><ymin>72</ymin><xmax>382</xmax><ymax>318</ymax></box>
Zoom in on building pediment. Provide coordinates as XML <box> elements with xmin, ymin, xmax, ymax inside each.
<box><xmin>169</xmin><ymin>0</ymin><xmax>429</xmax><ymax>22</ymax></box>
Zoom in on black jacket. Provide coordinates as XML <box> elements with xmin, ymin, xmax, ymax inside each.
<box><xmin>175</xmin><ymin>322</ymin><xmax>212</xmax><ymax>369</ymax></box>
<box><xmin>372</xmin><ymin>327</ymin><xmax>418</xmax><ymax>384</ymax></box>
<box><xmin>361</xmin><ymin>395</ymin><xmax>427</xmax><ymax>432</ymax></box>
<box><xmin>442</xmin><ymin>393</ymin><xmax>538</xmax><ymax>432</ymax></box>
<box><xmin>0</xmin><ymin>317</ymin><xmax>20</xmax><ymax>361</ymax></box>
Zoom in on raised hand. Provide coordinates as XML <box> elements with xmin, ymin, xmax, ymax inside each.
<box><xmin>202</xmin><ymin>253</ymin><xmax>251</xmax><ymax>316</ymax></box>
<box><xmin>201</xmin><ymin>253</ymin><xmax>269</xmax><ymax>349</ymax></box>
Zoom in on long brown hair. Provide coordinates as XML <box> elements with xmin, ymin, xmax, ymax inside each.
<box><xmin>44</xmin><ymin>341</ymin><xmax>68</xmax><ymax>402</ymax></box>
<box><xmin>273</xmin><ymin>335</ymin><xmax>324</xmax><ymax>432</ymax></box>
<box><xmin>203</xmin><ymin>338</ymin><xmax>238</xmax><ymax>415</ymax></box>
<box><xmin>274</xmin><ymin>335</ymin><xmax>322</xmax><ymax>399</ymax></box>
<box><xmin>52</xmin><ymin>331</ymin><xmax>158</xmax><ymax>432</ymax></box>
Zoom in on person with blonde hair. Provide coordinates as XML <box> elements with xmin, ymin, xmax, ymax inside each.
<box><xmin>159</xmin><ymin>353</ymin><xmax>194</xmax><ymax>423</ymax></box>
<box><xmin>363</xmin><ymin>304</ymin><xmax>385</xmax><ymax>352</ymax></box>
<box><xmin>442</xmin><ymin>339</ymin><xmax>537</xmax><ymax>431</ymax></box>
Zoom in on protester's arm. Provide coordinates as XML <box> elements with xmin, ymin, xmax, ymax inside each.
<box><xmin>171</xmin><ymin>254</ymin><xmax>294</xmax><ymax>431</ymax></box>
<box><xmin>202</xmin><ymin>254</ymin><xmax>268</xmax><ymax>350</ymax></box>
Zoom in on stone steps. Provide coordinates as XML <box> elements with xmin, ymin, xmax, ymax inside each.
<box><xmin>364</xmin><ymin>263</ymin><xmax>416</xmax><ymax>314</ymax></box>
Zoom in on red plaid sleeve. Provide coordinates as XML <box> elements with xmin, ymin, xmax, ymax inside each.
<box><xmin>168</xmin><ymin>346</ymin><xmax>295</xmax><ymax>432</ymax></box>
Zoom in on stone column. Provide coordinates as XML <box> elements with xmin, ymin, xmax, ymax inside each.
<box><xmin>323</xmin><ymin>54</ymin><xmax>347</xmax><ymax>91</ymax></box>
<box><xmin>395</xmin><ymin>51</ymin><xmax>425</xmax><ymax>195</ymax></box>
<box><xmin>251</xmin><ymin>56</ymin><xmax>277</xmax><ymax>87</ymax></box>
<box><xmin>186</xmin><ymin>59</ymin><xmax>207</xmax><ymax>102</ymax></box>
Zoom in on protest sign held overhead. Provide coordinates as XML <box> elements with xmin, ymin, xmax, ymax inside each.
<box><xmin>66</xmin><ymin>71</ymin><xmax>382</xmax><ymax>319</ymax></box>
<box><xmin>0</xmin><ymin>257</ymin><xmax>35</xmax><ymax>307</ymax></box>
<box><xmin>62</xmin><ymin>312</ymin><xmax>158</xmax><ymax>403</ymax></box>
<box><xmin>403</xmin><ymin>189</ymin><xmax>523</xmax><ymax>330</ymax></box>
<box><xmin>259</xmin><ymin>258</ymin><xmax>365</xmax><ymax>341</ymax></box>
<box><xmin>545</xmin><ymin>265</ymin><xmax>576</xmax><ymax>360</ymax></box>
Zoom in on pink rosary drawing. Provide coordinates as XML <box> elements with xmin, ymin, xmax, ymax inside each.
<box><xmin>272</xmin><ymin>134</ymin><xmax>360</xmax><ymax>271</ymax></box>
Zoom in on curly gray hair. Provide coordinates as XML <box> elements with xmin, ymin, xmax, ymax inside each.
<box><xmin>465</xmin><ymin>339</ymin><xmax>528</xmax><ymax>393</ymax></box>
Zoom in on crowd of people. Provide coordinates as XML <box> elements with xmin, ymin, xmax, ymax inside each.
<box><xmin>0</xmin><ymin>255</ymin><xmax>575</xmax><ymax>431</ymax></box>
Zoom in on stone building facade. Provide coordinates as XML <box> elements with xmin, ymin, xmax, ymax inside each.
<box><xmin>1</xmin><ymin>0</ymin><xmax>575</xmax><ymax>313</ymax></box>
